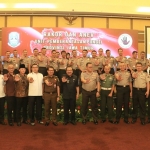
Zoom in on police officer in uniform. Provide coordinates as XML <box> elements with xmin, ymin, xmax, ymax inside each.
<box><xmin>115</xmin><ymin>48</ymin><xmax>127</xmax><ymax>71</ymax></box>
<box><xmin>138</xmin><ymin>51</ymin><xmax>148</xmax><ymax>72</ymax></box>
<box><xmin>20</xmin><ymin>49</ymin><xmax>30</xmax><ymax>74</ymax></box>
<box><xmin>100</xmin><ymin>65</ymin><xmax>115</xmax><ymax>123</ymax></box>
<box><xmin>114</xmin><ymin>62</ymin><xmax>132</xmax><ymax>124</ymax></box>
<box><xmin>131</xmin><ymin>62</ymin><xmax>149</xmax><ymax>125</ymax></box>
<box><xmin>103</xmin><ymin>49</ymin><xmax>116</xmax><ymax>74</ymax></box>
<box><xmin>90</xmin><ymin>50</ymin><xmax>100</xmax><ymax>72</ymax></box>
<box><xmin>43</xmin><ymin>66</ymin><xmax>60</xmax><ymax>126</ymax></box>
<box><xmin>11</xmin><ymin>50</ymin><xmax>20</xmax><ymax>74</ymax></box>
<box><xmin>29</xmin><ymin>48</ymin><xmax>39</xmax><ymax>73</ymax></box>
<box><xmin>38</xmin><ymin>47</ymin><xmax>48</xmax><ymax>76</ymax></box>
<box><xmin>81</xmin><ymin>62</ymin><xmax>100</xmax><ymax>125</ymax></box>
<box><xmin>62</xmin><ymin>66</ymin><xmax>79</xmax><ymax>125</ymax></box>
<box><xmin>98</xmin><ymin>48</ymin><xmax>104</xmax><ymax>74</ymax></box>
<box><xmin>49</xmin><ymin>50</ymin><xmax>59</xmax><ymax>76</ymax></box>
<box><xmin>127</xmin><ymin>51</ymin><xmax>138</xmax><ymax>73</ymax></box>
<box><xmin>68</xmin><ymin>50</ymin><xmax>79</xmax><ymax>79</ymax></box>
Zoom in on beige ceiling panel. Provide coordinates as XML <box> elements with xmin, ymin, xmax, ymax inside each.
<box><xmin>7</xmin><ymin>16</ymin><xmax>30</xmax><ymax>27</ymax></box>
<box><xmin>32</xmin><ymin>16</ymin><xmax>56</xmax><ymax>27</ymax></box>
<box><xmin>109</xmin><ymin>18</ymin><xmax>131</xmax><ymax>29</ymax></box>
<box><xmin>84</xmin><ymin>17</ymin><xmax>107</xmax><ymax>28</ymax></box>
<box><xmin>133</xmin><ymin>19</ymin><xmax>150</xmax><ymax>31</ymax></box>
<box><xmin>58</xmin><ymin>17</ymin><xmax>81</xmax><ymax>27</ymax></box>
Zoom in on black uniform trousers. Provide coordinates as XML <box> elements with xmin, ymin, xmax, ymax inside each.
<box><xmin>16</xmin><ymin>97</ymin><xmax>28</xmax><ymax>123</ymax></box>
<box><xmin>116</xmin><ymin>85</ymin><xmax>130</xmax><ymax>122</ymax></box>
<box><xmin>28</xmin><ymin>96</ymin><xmax>42</xmax><ymax>123</ymax></box>
<box><xmin>63</xmin><ymin>98</ymin><xmax>76</xmax><ymax>122</ymax></box>
<box><xmin>132</xmin><ymin>88</ymin><xmax>146</xmax><ymax>122</ymax></box>
<box><xmin>0</xmin><ymin>97</ymin><xmax>5</xmax><ymax>122</ymax></box>
<box><xmin>147</xmin><ymin>95</ymin><xmax>150</xmax><ymax>121</ymax></box>
<box><xmin>39</xmin><ymin>67</ymin><xmax>47</xmax><ymax>76</ymax></box>
<box><xmin>100</xmin><ymin>90</ymin><xmax>113</xmax><ymax>120</ymax></box>
<box><xmin>54</xmin><ymin>70</ymin><xmax>59</xmax><ymax>77</ymax></box>
<box><xmin>82</xmin><ymin>89</ymin><xmax>98</xmax><ymax>120</ymax></box>
<box><xmin>5</xmin><ymin>96</ymin><xmax>16</xmax><ymax>123</ymax></box>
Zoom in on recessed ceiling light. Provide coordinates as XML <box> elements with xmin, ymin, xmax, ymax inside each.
<box><xmin>14</xmin><ymin>3</ymin><xmax>56</xmax><ymax>9</ymax></box>
<box><xmin>137</xmin><ymin>7</ymin><xmax>150</xmax><ymax>12</ymax></box>
<box><xmin>0</xmin><ymin>4</ymin><xmax>6</xmax><ymax>8</ymax></box>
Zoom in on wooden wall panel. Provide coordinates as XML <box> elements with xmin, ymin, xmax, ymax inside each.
<box><xmin>133</xmin><ymin>19</ymin><xmax>150</xmax><ymax>31</ymax></box>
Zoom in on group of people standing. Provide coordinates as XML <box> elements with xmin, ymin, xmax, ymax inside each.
<box><xmin>0</xmin><ymin>47</ymin><xmax>150</xmax><ymax>126</ymax></box>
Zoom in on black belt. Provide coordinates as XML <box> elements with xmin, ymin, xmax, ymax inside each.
<box><xmin>44</xmin><ymin>91</ymin><xmax>57</xmax><ymax>94</ymax></box>
<box><xmin>133</xmin><ymin>87</ymin><xmax>146</xmax><ymax>90</ymax></box>
<box><xmin>116</xmin><ymin>85</ymin><xmax>129</xmax><ymax>87</ymax></box>
<box><xmin>39</xmin><ymin>67</ymin><xmax>46</xmax><ymax>68</ymax></box>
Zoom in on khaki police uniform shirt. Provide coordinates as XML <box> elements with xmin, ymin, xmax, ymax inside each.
<box><xmin>98</xmin><ymin>56</ymin><xmax>104</xmax><ymax>68</ymax></box>
<box><xmin>100</xmin><ymin>73</ymin><xmax>116</xmax><ymax>88</ymax></box>
<box><xmin>133</xmin><ymin>71</ymin><xmax>149</xmax><ymax>88</ymax></box>
<box><xmin>115</xmin><ymin>71</ymin><xmax>132</xmax><ymax>86</ymax></box>
<box><xmin>90</xmin><ymin>57</ymin><xmax>99</xmax><ymax>71</ymax></box>
<box><xmin>103</xmin><ymin>56</ymin><xmax>116</xmax><ymax>68</ymax></box>
<box><xmin>68</xmin><ymin>57</ymin><xmax>78</xmax><ymax>70</ymax></box>
<box><xmin>3</xmin><ymin>57</ymin><xmax>12</xmax><ymax>69</ymax></box>
<box><xmin>115</xmin><ymin>56</ymin><xmax>127</xmax><ymax>69</ymax></box>
<box><xmin>49</xmin><ymin>57</ymin><xmax>59</xmax><ymax>70</ymax></box>
<box><xmin>20</xmin><ymin>57</ymin><xmax>30</xmax><ymax>68</ymax></box>
<box><xmin>38</xmin><ymin>55</ymin><xmax>48</xmax><ymax>67</ymax></box>
<box><xmin>81</xmin><ymin>71</ymin><xmax>99</xmax><ymax>91</ymax></box>
<box><xmin>43</xmin><ymin>75</ymin><xmax>59</xmax><ymax>93</ymax></box>
<box><xmin>138</xmin><ymin>58</ymin><xmax>148</xmax><ymax>70</ymax></box>
<box><xmin>10</xmin><ymin>57</ymin><xmax>20</xmax><ymax>69</ymax></box>
<box><xmin>77</xmin><ymin>57</ymin><xmax>90</xmax><ymax>71</ymax></box>
<box><xmin>29</xmin><ymin>56</ymin><xmax>39</xmax><ymax>66</ymax></box>
<box><xmin>58</xmin><ymin>58</ymin><xmax>68</xmax><ymax>69</ymax></box>
<box><xmin>15</xmin><ymin>74</ymin><xmax>29</xmax><ymax>97</ymax></box>
<box><xmin>127</xmin><ymin>58</ymin><xmax>138</xmax><ymax>70</ymax></box>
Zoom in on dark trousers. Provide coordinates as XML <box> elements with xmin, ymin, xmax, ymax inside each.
<box><xmin>132</xmin><ymin>88</ymin><xmax>146</xmax><ymax>122</ymax></box>
<box><xmin>54</xmin><ymin>70</ymin><xmax>59</xmax><ymax>77</ymax></box>
<box><xmin>39</xmin><ymin>67</ymin><xmax>47</xmax><ymax>76</ymax></box>
<box><xmin>147</xmin><ymin>95</ymin><xmax>150</xmax><ymax>121</ymax></box>
<box><xmin>100</xmin><ymin>90</ymin><xmax>113</xmax><ymax>120</ymax></box>
<box><xmin>28</xmin><ymin>96</ymin><xmax>42</xmax><ymax>123</ymax></box>
<box><xmin>43</xmin><ymin>93</ymin><xmax>57</xmax><ymax>122</ymax></box>
<box><xmin>25</xmin><ymin>68</ymin><xmax>29</xmax><ymax>74</ymax></box>
<box><xmin>63</xmin><ymin>98</ymin><xmax>76</xmax><ymax>122</ymax></box>
<box><xmin>6</xmin><ymin>96</ymin><xmax>16</xmax><ymax>123</ymax></box>
<box><xmin>116</xmin><ymin>86</ymin><xmax>130</xmax><ymax>121</ymax></box>
<box><xmin>82</xmin><ymin>89</ymin><xmax>98</xmax><ymax>120</ymax></box>
<box><xmin>73</xmin><ymin>69</ymin><xmax>79</xmax><ymax>79</ymax></box>
<box><xmin>16</xmin><ymin>97</ymin><xmax>28</xmax><ymax>122</ymax></box>
<box><xmin>0</xmin><ymin>97</ymin><xmax>5</xmax><ymax>122</ymax></box>
<box><xmin>14</xmin><ymin>69</ymin><xmax>19</xmax><ymax>74</ymax></box>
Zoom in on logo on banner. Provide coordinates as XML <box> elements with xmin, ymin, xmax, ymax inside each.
<box><xmin>8</xmin><ymin>32</ymin><xmax>20</xmax><ymax>48</ymax></box>
<box><xmin>118</xmin><ymin>34</ymin><xmax>132</xmax><ymax>49</ymax></box>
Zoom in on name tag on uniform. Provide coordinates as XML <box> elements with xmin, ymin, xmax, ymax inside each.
<box><xmin>67</xmin><ymin>80</ymin><xmax>69</xmax><ymax>83</ymax></box>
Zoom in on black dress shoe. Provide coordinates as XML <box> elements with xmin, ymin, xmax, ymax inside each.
<box><xmin>82</xmin><ymin>119</ymin><xmax>86</xmax><ymax>125</ymax></box>
<box><xmin>63</xmin><ymin>122</ymin><xmax>68</xmax><ymax>125</ymax></box>
<box><xmin>17</xmin><ymin>122</ymin><xmax>21</xmax><ymax>126</ymax></box>
<box><xmin>94</xmin><ymin>120</ymin><xmax>98</xmax><ymax>125</ymax></box>
<box><xmin>0</xmin><ymin>121</ymin><xmax>7</xmax><ymax>125</ymax></box>
<box><xmin>141</xmin><ymin>122</ymin><xmax>146</xmax><ymax>125</ymax></box>
<box><xmin>9</xmin><ymin>122</ymin><xmax>14</xmax><ymax>126</ymax></box>
<box><xmin>70</xmin><ymin>121</ymin><xmax>76</xmax><ymax>125</ymax></box>
<box><xmin>124</xmin><ymin>120</ymin><xmax>130</xmax><ymax>124</ymax></box>
<box><xmin>109</xmin><ymin>120</ymin><xmax>114</xmax><ymax>124</ymax></box>
<box><xmin>38</xmin><ymin>120</ymin><xmax>44</xmax><ymax>125</ymax></box>
<box><xmin>101</xmin><ymin>120</ymin><xmax>106</xmax><ymax>123</ymax></box>
<box><xmin>53</xmin><ymin>122</ymin><xmax>58</xmax><ymax>126</ymax></box>
<box><xmin>22</xmin><ymin>120</ymin><xmax>30</xmax><ymax>124</ymax></box>
<box><xmin>114</xmin><ymin>121</ymin><xmax>119</xmax><ymax>124</ymax></box>
<box><xmin>131</xmin><ymin>120</ymin><xmax>136</xmax><ymax>124</ymax></box>
<box><xmin>45</xmin><ymin>122</ymin><xmax>49</xmax><ymax>126</ymax></box>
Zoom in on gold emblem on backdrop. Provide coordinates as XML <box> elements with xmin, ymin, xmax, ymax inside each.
<box><xmin>64</xmin><ymin>15</ymin><xmax>78</xmax><ymax>25</ymax></box>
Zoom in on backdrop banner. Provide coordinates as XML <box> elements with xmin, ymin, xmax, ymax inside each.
<box><xmin>2</xmin><ymin>27</ymin><xmax>138</xmax><ymax>57</ymax></box>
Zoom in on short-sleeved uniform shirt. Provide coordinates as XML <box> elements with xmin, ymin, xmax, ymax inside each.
<box><xmin>103</xmin><ymin>56</ymin><xmax>116</xmax><ymax>68</ymax></box>
<box><xmin>49</xmin><ymin>57</ymin><xmax>59</xmax><ymax>70</ymax></box>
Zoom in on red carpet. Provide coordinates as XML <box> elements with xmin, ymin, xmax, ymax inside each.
<box><xmin>0</xmin><ymin>119</ymin><xmax>150</xmax><ymax>150</ymax></box>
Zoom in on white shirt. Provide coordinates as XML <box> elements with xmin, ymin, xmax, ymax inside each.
<box><xmin>27</xmin><ymin>72</ymin><xmax>43</xmax><ymax>96</ymax></box>
<box><xmin>0</xmin><ymin>75</ymin><xmax>5</xmax><ymax>98</ymax></box>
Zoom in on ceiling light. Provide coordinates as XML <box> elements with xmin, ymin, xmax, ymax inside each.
<box><xmin>137</xmin><ymin>7</ymin><xmax>150</xmax><ymax>12</ymax></box>
<box><xmin>0</xmin><ymin>4</ymin><xmax>6</xmax><ymax>8</ymax></box>
<box><xmin>14</xmin><ymin>3</ymin><xmax>56</xmax><ymax>9</ymax></box>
